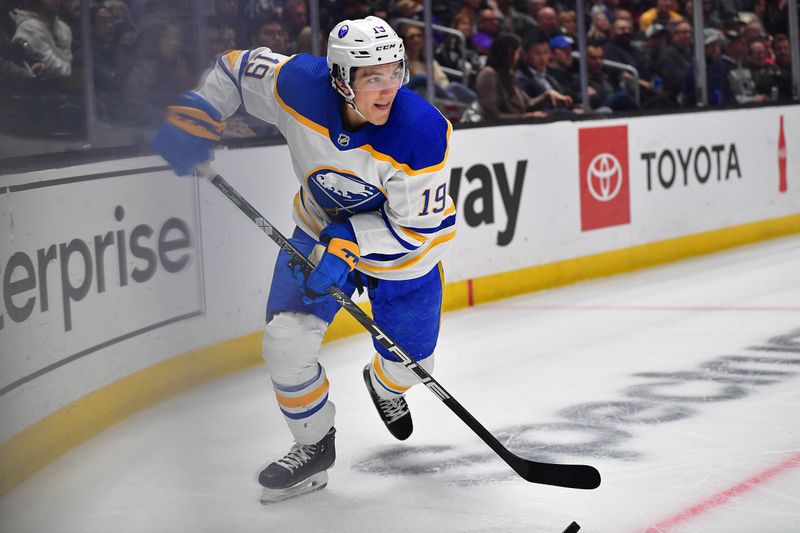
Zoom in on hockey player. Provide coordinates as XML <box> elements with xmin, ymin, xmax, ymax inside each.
<box><xmin>153</xmin><ymin>16</ymin><xmax>455</xmax><ymax>502</ymax></box>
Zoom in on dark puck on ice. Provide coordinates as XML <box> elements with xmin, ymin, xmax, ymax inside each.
<box><xmin>562</xmin><ymin>521</ymin><xmax>580</xmax><ymax>533</ymax></box>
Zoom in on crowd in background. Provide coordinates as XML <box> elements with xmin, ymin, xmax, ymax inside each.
<box><xmin>0</xmin><ymin>0</ymin><xmax>797</xmax><ymax>148</ymax></box>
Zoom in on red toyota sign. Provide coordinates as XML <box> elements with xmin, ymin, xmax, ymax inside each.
<box><xmin>578</xmin><ymin>125</ymin><xmax>631</xmax><ymax>231</ymax></box>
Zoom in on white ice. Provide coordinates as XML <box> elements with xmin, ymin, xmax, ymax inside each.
<box><xmin>2</xmin><ymin>235</ymin><xmax>800</xmax><ymax>533</ymax></box>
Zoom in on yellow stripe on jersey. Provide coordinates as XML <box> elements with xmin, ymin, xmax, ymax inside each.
<box><xmin>360</xmin><ymin>230</ymin><xmax>456</xmax><ymax>273</ymax></box>
<box><xmin>273</xmin><ymin>57</ymin><xmax>329</xmax><ymax>138</ymax></box>
<box><xmin>359</xmin><ymin>119</ymin><xmax>452</xmax><ymax>176</ymax></box>
<box><xmin>294</xmin><ymin>192</ymin><xmax>323</xmax><ymax>234</ymax></box>
<box><xmin>272</xmin><ymin>59</ymin><xmax>452</xmax><ymax>177</ymax></box>
<box><xmin>399</xmin><ymin>225</ymin><xmax>428</xmax><ymax>243</ymax></box>
<box><xmin>397</xmin><ymin>199</ymin><xmax>456</xmax><ymax>244</ymax></box>
<box><xmin>223</xmin><ymin>50</ymin><xmax>244</xmax><ymax>71</ymax></box>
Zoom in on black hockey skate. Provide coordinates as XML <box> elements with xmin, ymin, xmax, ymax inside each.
<box><xmin>363</xmin><ymin>364</ymin><xmax>413</xmax><ymax>440</ymax></box>
<box><xmin>258</xmin><ymin>427</ymin><xmax>335</xmax><ymax>503</ymax></box>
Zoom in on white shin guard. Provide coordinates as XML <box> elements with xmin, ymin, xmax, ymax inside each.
<box><xmin>263</xmin><ymin>312</ymin><xmax>335</xmax><ymax>445</ymax></box>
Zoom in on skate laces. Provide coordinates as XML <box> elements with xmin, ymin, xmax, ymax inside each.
<box><xmin>277</xmin><ymin>442</ymin><xmax>317</xmax><ymax>471</ymax></box>
<box><xmin>378</xmin><ymin>396</ymin><xmax>409</xmax><ymax>424</ymax></box>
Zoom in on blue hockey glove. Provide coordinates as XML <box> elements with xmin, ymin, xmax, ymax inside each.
<box><xmin>153</xmin><ymin>92</ymin><xmax>226</xmax><ymax>176</ymax></box>
<box><xmin>292</xmin><ymin>222</ymin><xmax>360</xmax><ymax>304</ymax></box>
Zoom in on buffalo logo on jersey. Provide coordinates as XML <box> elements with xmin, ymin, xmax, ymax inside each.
<box><xmin>307</xmin><ymin>169</ymin><xmax>384</xmax><ymax>222</ymax></box>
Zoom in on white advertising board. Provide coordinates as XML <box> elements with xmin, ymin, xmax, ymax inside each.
<box><xmin>0</xmin><ymin>105</ymin><xmax>798</xmax><ymax>445</ymax></box>
<box><xmin>441</xmin><ymin>106</ymin><xmax>799</xmax><ymax>281</ymax></box>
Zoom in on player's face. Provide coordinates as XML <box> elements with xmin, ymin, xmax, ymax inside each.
<box><xmin>351</xmin><ymin>62</ymin><xmax>404</xmax><ymax>126</ymax></box>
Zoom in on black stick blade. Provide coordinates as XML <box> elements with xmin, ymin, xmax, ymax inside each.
<box><xmin>513</xmin><ymin>457</ymin><xmax>601</xmax><ymax>489</ymax></box>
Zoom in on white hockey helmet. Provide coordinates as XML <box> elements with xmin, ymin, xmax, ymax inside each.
<box><xmin>327</xmin><ymin>16</ymin><xmax>408</xmax><ymax>100</ymax></box>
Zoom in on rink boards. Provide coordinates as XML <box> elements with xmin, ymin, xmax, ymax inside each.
<box><xmin>0</xmin><ymin>104</ymin><xmax>798</xmax><ymax>494</ymax></box>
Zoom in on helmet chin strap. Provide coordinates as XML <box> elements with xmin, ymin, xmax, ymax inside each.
<box><xmin>333</xmin><ymin>77</ymin><xmax>370</xmax><ymax>124</ymax></box>
<box><xmin>343</xmin><ymin>95</ymin><xmax>370</xmax><ymax>124</ymax></box>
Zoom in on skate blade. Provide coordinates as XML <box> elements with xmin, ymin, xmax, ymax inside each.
<box><xmin>259</xmin><ymin>471</ymin><xmax>328</xmax><ymax>504</ymax></box>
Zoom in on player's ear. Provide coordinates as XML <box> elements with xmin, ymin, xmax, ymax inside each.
<box><xmin>335</xmin><ymin>77</ymin><xmax>353</xmax><ymax>97</ymax></box>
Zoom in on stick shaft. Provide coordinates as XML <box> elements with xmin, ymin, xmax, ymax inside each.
<box><xmin>199</xmin><ymin>165</ymin><xmax>600</xmax><ymax>489</ymax></box>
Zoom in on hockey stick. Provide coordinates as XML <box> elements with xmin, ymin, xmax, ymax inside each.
<box><xmin>195</xmin><ymin>163</ymin><xmax>601</xmax><ymax>490</ymax></box>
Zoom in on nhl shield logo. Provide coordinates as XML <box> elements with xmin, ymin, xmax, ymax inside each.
<box><xmin>337</xmin><ymin>133</ymin><xmax>350</xmax><ymax>147</ymax></box>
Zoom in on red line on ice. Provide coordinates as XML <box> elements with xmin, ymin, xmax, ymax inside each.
<box><xmin>643</xmin><ymin>450</ymin><xmax>800</xmax><ymax>532</ymax></box>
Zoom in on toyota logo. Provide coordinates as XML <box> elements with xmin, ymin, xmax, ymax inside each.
<box><xmin>586</xmin><ymin>153</ymin><xmax>623</xmax><ymax>202</ymax></box>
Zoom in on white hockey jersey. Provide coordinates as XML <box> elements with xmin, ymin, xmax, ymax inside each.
<box><xmin>194</xmin><ymin>48</ymin><xmax>456</xmax><ymax>281</ymax></box>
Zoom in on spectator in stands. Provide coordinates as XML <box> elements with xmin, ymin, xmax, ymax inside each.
<box><xmin>548</xmin><ymin>34</ymin><xmax>581</xmax><ymax>103</ymax></box>
<box><xmin>536</xmin><ymin>6</ymin><xmax>559</xmax><ymax>39</ymax></box>
<box><xmin>720</xmin><ymin>13</ymin><xmax>745</xmax><ymax>35</ymax></box>
<box><xmin>524</xmin><ymin>0</ymin><xmax>546</xmax><ymax>25</ymax></box>
<box><xmin>401</xmin><ymin>22</ymin><xmax>476</xmax><ymax>103</ymax></box>
<box><xmin>205</xmin><ymin>16</ymin><xmax>237</xmax><ymax>62</ymax></box>
<box><xmin>743</xmin><ymin>18</ymin><xmax>767</xmax><ymax>43</ymax></box>
<box><xmin>721</xmin><ymin>29</ymin><xmax>763</xmax><ymax>103</ymax></box>
<box><xmin>391</xmin><ymin>0</ymin><xmax>416</xmax><ymax>20</ymax></box>
<box><xmin>115</xmin><ymin>20</ymin><xmax>193</xmax><ymax>129</ymax></box>
<box><xmin>472</xmin><ymin>7</ymin><xmax>500</xmax><ymax>55</ymax></box>
<box><xmin>212</xmin><ymin>0</ymin><xmax>247</xmax><ymax>48</ymax></box>
<box><xmin>110</xmin><ymin>20</ymin><xmax>136</xmax><ymax>75</ymax></box>
<box><xmin>282</xmin><ymin>0</ymin><xmax>309</xmax><ymax>54</ymax></box>
<box><xmin>587</xmin><ymin>42</ymin><xmax>616</xmax><ymax>109</ymax></box>
<box><xmin>722</xmin><ymin>29</ymin><xmax>748</xmax><ymax>64</ymax></box>
<box><xmin>644</xmin><ymin>22</ymin><xmax>669</xmax><ymax>73</ymax></box>
<box><xmin>613</xmin><ymin>9</ymin><xmax>643</xmax><ymax>40</ymax></box>
<box><xmin>701</xmin><ymin>0</ymin><xmax>724</xmax><ymax>29</ymax></box>
<box><xmin>684</xmin><ymin>28</ymin><xmax>734</xmax><ymax>105</ymax></box>
<box><xmin>604</xmin><ymin>16</ymin><xmax>652</xmax><ymax>83</ymax></box>
<box><xmin>73</xmin><ymin>4</ymin><xmax>117</xmax><ymax>114</ymax></box>
<box><xmin>104</xmin><ymin>0</ymin><xmax>133</xmax><ymax>28</ymax></box>
<box><xmin>495</xmin><ymin>0</ymin><xmax>536</xmax><ymax>38</ymax></box>
<box><xmin>56</xmin><ymin>0</ymin><xmax>79</xmax><ymax>37</ymax></box>
<box><xmin>249</xmin><ymin>13</ymin><xmax>289</xmax><ymax>53</ymax></box>
<box><xmin>475</xmin><ymin>32</ymin><xmax>569</xmax><ymax>121</ymax></box>
<box><xmin>639</xmin><ymin>0</ymin><xmax>683</xmax><ymax>33</ymax></box>
<box><xmin>515</xmin><ymin>32</ymin><xmax>573</xmax><ymax>109</ymax></box>
<box><xmin>114</xmin><ymin>18</ymin><xmax>137</xmax><ymax>46</ymax></box>
<box><xmin>391</xmin><ymin>0</ymin><xmax>419</xmax><ymax>24</ymax></box>
<box><xmin>435</xmin><ymin>12</ymin><xmax>485</xmax><ymax>86</ymax></box>
<box><xmin>587</xmin><ymin>11</ymin><xmax>611</xmax><ymax>44</ymax></box>
<box><xmin>772</xmin><ymin>34</ymin><xmax>793</xmax><ymax>100</ymax></box>
<box><xmin>453</xmin><ymin>0</ymin><xmax>481</xmax><ymax>32</ymax></box>
<box><xmin>341</xmin><ymin>0</ymin><xmax>371</xmax><ymax>21</ymax></box>
<box><xmin>746</xmin><ymin>37</ymin><xmax>780</xmax><ymax>100</ymax></box>
<box><xmin>656</xmin><ymin>20</ymin><xmax>693</xmax><ymax>105</ymax></box>
<box><xmin>558</xmin><ymin>10</ymin><xmax>578</xmax><ymax>39</ymax></box>
<box><xmin>10</xmin><ymin>0</ymin><xmax>72</xmax><ymax>78</ymax></box>
<box><xmin>371</xmin><ymin>0</ymin><xmax>392</xmax><ymax>22</ymax></box>
<box><xmin>1</xmin><ymin>27</ymin><xmax>43</xmax><ymax>78</ymax></box>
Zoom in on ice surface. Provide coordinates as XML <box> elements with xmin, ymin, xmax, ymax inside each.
<box><xmin>2</xmin><ymin>235</ymin><xmax>800</xmax><ymax>533</ymax></box>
